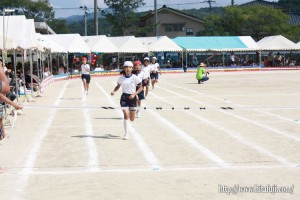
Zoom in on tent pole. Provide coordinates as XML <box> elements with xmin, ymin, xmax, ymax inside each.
<box><xmin>185</xmin><ymin>52</ymin><xmax>188</xmax><ymax>71</ymax></box>
<box><xmin>222</xmin><ymin>52</ymin><xmax>225</xmax><ymax>66</ymax></box>
<box><xmin>66</xmin><ymin>53</ymin><xmax>69</xmax><ymax>76</ymax></box>
<box><xmin>117</xmin><ymin>53</ymin><xmax>120</xmax><ymax>70</ymax></box>
<box><xmin>57</xmin><ymin>54</ymin><xmax>59</xmax><ymax>73</ymax></box>
<box><xmin>37</xmin><ymin>50</ymin><xmax>40</xmax><ymax>80</ymax></box>
<box><xmin>259</xmin><ymin>50</ymin><xmax>262</xmax><ymax>67</ymax></box>
<box><xmin>22</xmin><ymin>49</ymin><xmax>27</xmax><ymax>99</ymax></box>
<box><xmin>29</xmin><ymin>49</ymin><xmax>33</xmax><ymax>95</ymax></box>
<box><xmin>13</xmin><ymin>50</ymin><xmax>19</xmax><ymax>101</ymax></box>
<box><xmin>181</xmin><ymin>52</ymin><xmax>183</xmax><ymax>69</ymax></box>
<box><xmin>50</xmin><ymin>53</ymin><xmax>53</xmax><ymax>74</ymax></box>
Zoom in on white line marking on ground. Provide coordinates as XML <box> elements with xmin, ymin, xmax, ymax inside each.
<box><xmin>142</xmin><ymin>100</ymin><xmax>230</xmax><ymax>168</ymax></box>
<box><xmin>161</xmin><ymin>80</ymin><xmax>300</xmax><ymax>123</ymax></box>
<box><xmin>11</xmin><ymin>82</ymin><xmax>69</xmax><ymax>200</ymax></box>
<box><xmin>150</xmin><ymin>92</ymin><xmax>293</xmax><ymax>166</ymax></box>
<box><xmin>156</xmin><ymin>85</ymin><xmax>300</xmax><ymax>142</ymax></box>
<box><xmin>17</xmin><ymin>165</ymin><xmax>295</xmax><ymax>176</ymax></box>
<box><xmin>95</xmin><ymin>82</ymin><xmax>161</xmax><ymax>170</ymax></box>
<box><xmin>82</xmin><ymin>85</ymin><xmax>100</xmax><ymax>171</ymax></box>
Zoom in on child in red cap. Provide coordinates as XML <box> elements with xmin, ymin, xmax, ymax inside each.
<box><xmin>81</xmin><ymin>57</ymin><xmax>91</xmax><ymax>95</ymax></box>
<box><xmin>133</xmin><ymin>61</ymin><xmax>146</xmax><ymax>118</ymax></box>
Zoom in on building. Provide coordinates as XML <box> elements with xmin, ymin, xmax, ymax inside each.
<box><xmin>140</xmin><ymin>5</ymin><xmax>205</xmax><ymax>38</ymax></box>
<box><xmin>239</xmin><ymin>0</ymin><xmax>300</xmax><ymax>26</ymax></box>
<box><xmin>34</xmin><ymin>22</ymin><xmax>56</xmax><ymax>34</ymax></box>
<box><xmin>239</xmin><ymin>0</ymin><xmax>284</xmax><ymax>9</ymax></box>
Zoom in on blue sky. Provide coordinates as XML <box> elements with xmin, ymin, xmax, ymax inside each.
<box><xmin>49</xmin><ymin>0</ymin><xmax>278</xmax><ymax>18</ymax></box>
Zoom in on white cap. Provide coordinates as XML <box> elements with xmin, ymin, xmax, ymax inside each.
<box><xmin>152</xmin><ymin>57</ymin><xmax>157</xmax><ymax>60</ymax></box>
<box><xmin>144</xmin><ymin>57</ymin><xmax>150</xmax><ymax>61</ymax></box>
<box><xmin>123</xmin><ymin>61</ymin><xmax>133</xmax><ymax>67</ymax></box>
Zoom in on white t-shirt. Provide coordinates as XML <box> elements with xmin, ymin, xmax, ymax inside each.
<box><xmin>149</xmin><ymin>63</ymin><xmax>159</xmax><ymax>72</ymax></box>
<box><xmin>142</xmin><ymin>65</ymin><xmax>152</xmax><ymax>78</ymax></box>
<box><xmin>136</xmin><ymin>71</ymin><xmax>146</xmax><ymax>81</ymax></box>
<box><xmin>117</xmin><ymin>74</ymin><xmax>141</xmax><ymax>94</ymax></box>
<box><xmin>81</xmin><ymin>64</ymin><xmax>90</xmax><ymax>74</ymax></box>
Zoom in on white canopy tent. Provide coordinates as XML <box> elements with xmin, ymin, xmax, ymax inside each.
<box><xmin>45</xmin><ymin>34</ymin><xmax>90</xmax><ymax>53</ymax></box>
<box><xmin>83</xmin><ymin>35</ymin><xmax>118</xmax><ymax>53</ymax></box>
<box><xmin>257</xmin><ymin>35</ymin><xmax>300</xmax><ymax>51</ymax></box>
<box><xmin>108</xmin><ymin>36</ymin><xmax>148</xmax><ymax>53</ymax></box>
<box><xmin>36</xmin><ymin>33</ymin><xmax>67</xmax><ymax>53</ymax></box>
<box><xmin>0</xmin><ymin>33</ymin><xmax>16</xmax><ymax>50</ymax></box>
<box><xmin>139</xmin><ymin>36</ymin><xmax>183</xmax><ymax>52</ymax></box>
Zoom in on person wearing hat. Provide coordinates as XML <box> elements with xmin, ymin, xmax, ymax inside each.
<box><xmin>81</xmin><ymin>57</ymin><xmax>91</xmax><ymax>95</ymax></box>
<box><xmin>111</xmin><ymin>61</ymin><xmax>143</xmax><ymax>140</ymax></box>
<box><xmin>196</xmin><ymin>62</ymin><xmax>209</xmax><ymax>84</ymax></box>
<box><xmin>133</xmin><ymin>61</ymin><xmax>145</xmax><ymax>118</ymax></box>
<box><xmin>149</xmin><ymin>56</ymin><xmax>161</xmax><ymax>90</ymax></box>
<box><xmin>0</xmin><ymin>58</ymin><xmax>13</xmax><ymax>141</ymax></box>
<box><xmin>142</xmin><ymin>57</ymin><xmax>151</xmax><ymax>98</ymax></box>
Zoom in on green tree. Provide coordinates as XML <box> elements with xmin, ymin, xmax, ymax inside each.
<box><xmin>48</xmin><ymin>19</ymin><xmax>70</xmax><ymax>34</ymax></box>
<box><xmin>199</xmin><ymin>5</ymin><xmax>300</xmax><ymax>41</ymax></box>
<box><xmin>102</xmin><ymin>0</ymin><xmax>145</xmax><ymax>36</ymax></box>
<box><xmin>0</xmin><ymin>0</ymin><xmax>54</xmax><ymax>22</ymax></box>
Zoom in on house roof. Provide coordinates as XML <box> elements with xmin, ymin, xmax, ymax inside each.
<box><xmin>288</xmin><ymin>13</ymin><xmax>300</xmax><ymax>26</ymax></box>
<box><xmin>141</xmin><ymin>6</ymin><xmax>204</xmax><ymax>24</ymax></box>
<box><xmin>239</xmin><ymin>0</ymin><xmax>284</xmax><ymax>9</ymax></box>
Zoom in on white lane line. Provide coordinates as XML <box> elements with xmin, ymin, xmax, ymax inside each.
<box><xmin>255</xmin><ymin>110</ymin><xmax>300</xmax><ymax>124</ymax></box>
<box><xmin>150</xmin><ymin>92</ymin><xmax>293</xmax><ymax>166</ymax></box>
<box><xmin>161</xmin><ymin>81</ymin><xmax>300</xmax><ymax>125</ymax></box>
<box><xmin>95</xmin><ymin>82</ymin><xmax>161</xmax><ymax>170</ymax></box>
<box><xmin>82</xmin><ymin>86</ymin><xmax>100</xmax><ymax>171</ymax></box>
<box><xmin>156</xmin><ymin>85</ymin><xmax>300</xmax><ymax>143</ymax></box>
<box><xmin>12</xmin><ymin>82</ymin><xmax>69</xmax><ymax>200</ymax></box>
<box><xmin>19</xmin><ymin>165</ymin><xmax>295</xmax><ymax>175</ymax></box>
<box><xmin>141</xmin><ymin>97</ymin><xmax>230</xmax><ymax>168</ymax></box>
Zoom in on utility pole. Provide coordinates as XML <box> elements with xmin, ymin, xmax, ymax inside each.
<box><xmin>94</xmin><ymin>0</ymin><xmax>98</xmax><ymax>35</ymax></box>
<box><xmin>154</xmin><ymin>0</ymin><xmax>158</xmax><ymax>36</ymax></box>
<box><xmin>80</xmin><ymin>5</ymin><xmax>88</xmax><ymax>36</ymax></box>
<box><xmin>231</xmin><ymin>0</ymin><xmax>235</xmax><ymax>6</ymax></box>
<box><xmin>204</xmin><ymin>0</ymin><xmax>216</xmax><ymax>9</ymax></box>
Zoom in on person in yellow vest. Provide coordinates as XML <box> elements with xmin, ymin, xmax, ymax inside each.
<box><xmin>196</xmin><ymin>62</ymin><xmax>209</xmax><ymax>84</ymax></box>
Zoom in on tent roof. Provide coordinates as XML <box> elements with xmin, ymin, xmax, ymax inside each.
<box><xmin>36</xmin><ymin>33</ymin><xmax>67</xmax><ymax>53</ymax></box>
<box><xmin>108</xmin><ymin>36</ymin><xmax>148</xmax><ymax>53</ymax></box>
<box><xmin>45</xmin><ymin>34</ymin><xmax>90</xmax><ymax>53</ymax></box>
<box><xmin>83</xmin><ymin>35</ymin><xmax>118</xmax><ymax>53</ymax></box>
<box><xmin>149</xmin><ymin>36</ymin><xmax>182</xmax><ymax>52</ymax></box>
<box><xmin>0</xmin><ymin>15</ymin><xmax>38</xmax><ymax>49</ymax></box>
<box><xmin>139</xmin><ymin>36</ymin><xmax>183</xmax><ymax>52</ymax></box>
<box><xmin>172</xmin><ymin>36</ymin><xmax>260</xmax><ymax>52</ymax></box>
<box><xmin>0</xmin><ymin>33</ymin><xmax>16</xmax><ymax>50</ymax></box>
<box><xmin>257</xmin><ymin>35</ymin><xmax>300</xmax><ymax>51</ymax></box>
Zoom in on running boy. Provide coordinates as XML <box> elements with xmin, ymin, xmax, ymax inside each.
<box><xmin>133</xmin><ymin>61</ymin><xmax>145</xmax><ymax>118</ymax></box>
<box><xmin>111</xmin><ymin>61</ymin><xmax>143</xmax><ymax>140</ymax></box>
<box><xmin>196</xmin><ymin>62</ymin><xmax>209</xmax><ymax>84</ymax></box>
<box><xmin>142</xmin><ymin>57</ymin><xmax>151</xmax><ymax>98</ymax></box>
<box><xmin>81</xmin><ymin>57</ymin><xmax>91</xmax><ymax>95</ymax></box>
<box><xmin>149</xmin><ymin>57</ymin><xmax>161</xmax><ymax>90</ymax></box>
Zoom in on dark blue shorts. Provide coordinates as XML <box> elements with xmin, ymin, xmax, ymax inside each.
<box><xmin>120</xmin><ymin>93</ymin><xmax>137</xmax><ymax>110</ymax></box>
<box><xmin>142</xmin><ymin>78</ymin><xmax>150</xmax><ymax>86</ymax></box>
<box><xmin>81</xmin><ymin>74</ymin><xmax>91</xmax><ymax>84</ymax></box>
<box><xmin>150</xmin><ymin>72</ymin><xmax>159</xmax><ymax>80</ymax></box>
<box><xmin>137</xmin><ymin>90</ymin><xmax>145</xmax><ymax>100</ymax></box>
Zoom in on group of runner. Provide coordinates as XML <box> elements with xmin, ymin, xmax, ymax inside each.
<box><xmin>80</xmin><ymin>56</ymin><xmax>161</xmax><ymax>140</ymax></box>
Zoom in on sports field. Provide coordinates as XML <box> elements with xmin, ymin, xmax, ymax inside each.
<box><xmin>0</xmin><ymin>70</ymin><xmax>299</xmax><ymax>200</ymax></box>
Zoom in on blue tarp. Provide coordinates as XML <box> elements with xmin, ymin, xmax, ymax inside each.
<box><xmin>172</xmin><ymin>36</ymin><xmax>252</xmax><ymax>52</ymax></box>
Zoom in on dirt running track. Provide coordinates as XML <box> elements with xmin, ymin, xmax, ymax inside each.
<box><xmin>0</xmin><ymin>70</ymin><xmax>299</xmax><ymax>200</ymax></box>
